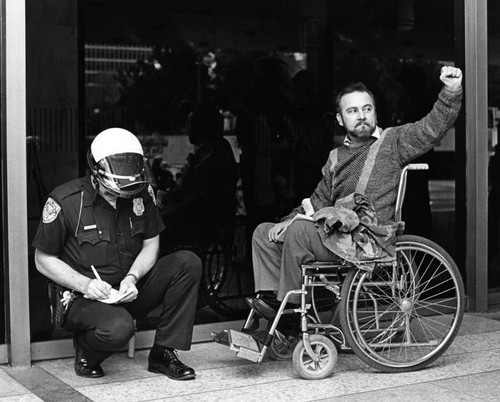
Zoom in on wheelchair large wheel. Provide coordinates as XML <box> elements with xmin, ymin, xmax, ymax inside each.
<box><xmin>202</xmin><ymin>218</ymin><xmax>254</xmax><ymax>318</ymax></box>
<box><xmin>338</xmin><ymin>235</ymin><xmax>465</xmax><ymax>373</ymax></box>
<box><xmin>292</xmin><ymin>334</ymin><xmax>337</xmax><ymax>380</ymax></box>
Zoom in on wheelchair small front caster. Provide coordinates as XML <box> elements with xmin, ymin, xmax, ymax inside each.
<box><xmin>293</xmin><ymin>334</ymin><xmax>337</xmax><ymax>380</ymax></box>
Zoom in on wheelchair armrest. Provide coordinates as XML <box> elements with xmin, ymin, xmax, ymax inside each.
<box><xmin>302</xmin><ymin>261</ymin><xmax>352</xmax><ymax>275</ymax></box>
<box><xmin>396</xmin><ymin>221</ymin><xmax>405</xmax><ymax>236</ymax></box>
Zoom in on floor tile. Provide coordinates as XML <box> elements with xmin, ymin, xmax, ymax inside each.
<box><xmin>444</xmin><ymin>330</ymin><xmax>500</xmax><ymax>356</ymax></box>
<box><xmin>0</xmin><ymin>368</ymin><xmax>33</xmax><ymax>399</ymax></box>
<box><xmin>432</xmin><ymin>370</ymin><xmax>500</xmax><ymax>401</ymax></box>
<box><xmin>321</xmin><ymin>382</ymin><xmax>484</xmax><ymax>402</ymax></box>
<box><xmin>5</xmin><ymin>312</ymin><xmax>500</xmax><ymax>402</ymax></box>
<box><xmin>456</xmin><ymin>313</ymin><xmax>500</xmax><ymax>335</ymax></box>
<box><xmin>71</xmin><ymin>343</ymin><xmax>500</xmax><ymax>401</ymax></box>
<box><xmin>0</xmin><ymin>395</ymin><xmax>43</xmax><ymax>402</ymax></box>
<box><xmin>2</xmin><ymin>365</ymin><xmax>89</xmax><ymax>402</ymax></box>
<box><xmin>475</xmin><ymin>310</ymin><xmax>500</xmax><ymax>322</ymax></box>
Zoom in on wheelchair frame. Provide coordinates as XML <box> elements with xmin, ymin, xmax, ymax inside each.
<box><xmin>212</xmin><ymin>164</ymin><xmax>465</xmax><ymax>380</ymax></box>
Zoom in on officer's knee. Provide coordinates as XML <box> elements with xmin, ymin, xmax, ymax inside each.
<box><xmin>93</xmin><ymin>318</ymin><xmax>135</xmax><ymax>349</ymax></box>
<box><xmin>170</xmin><ymin>250</ymin><xmax>202</xmax><ymax>282</ymax></box>
<box><xmin>184</xmin><ymin>250</ymin><xmax>202</xmax><ymax>281</ymax></box>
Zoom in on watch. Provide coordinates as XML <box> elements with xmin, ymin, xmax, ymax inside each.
<box><xmin>125</xmin><ymin>272</ymin><xmax>139</xmax><ymax>284</ymax></box>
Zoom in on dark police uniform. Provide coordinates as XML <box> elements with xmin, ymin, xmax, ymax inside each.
<box><xmin>32</xmin><ymin>174</ymin><xmax>202</xmax><ymax>367</ymax></box>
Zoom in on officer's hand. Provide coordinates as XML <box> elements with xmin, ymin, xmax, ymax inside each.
<box><xmin>268</xmin><ymin>220</ymin><xmax>291</xmax><ymax>242</ymax></box>
<box><xmin>85</xmin><ymin>278</ymin><xmax>112</xmax><ymax>300</ymax></box>
<box><xmin>440</xmin><ymin>66</ymin><xmax>462</xmax><ymax>92</ymax></box>
<box><xmin>117</xmin><ymin>276</ymin><xmax>138</xmax><ymax>303</ymax></box>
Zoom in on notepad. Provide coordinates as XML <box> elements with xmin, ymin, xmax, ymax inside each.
<box><xmin>84</xmin><ymin>287</ymin><xmax>134</xmax><ymax>304</ymax></box>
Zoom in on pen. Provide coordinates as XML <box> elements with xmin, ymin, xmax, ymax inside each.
<box><xmin>91</xmin><ymin>265</ymin><xmax>102</xmax><ymax>282</ymax></box>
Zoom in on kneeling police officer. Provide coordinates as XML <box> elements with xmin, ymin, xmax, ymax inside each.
<box><xmin>33</xmin><ymin>128</ymin><xmax>202</xmax><ymax>380</ymax></box>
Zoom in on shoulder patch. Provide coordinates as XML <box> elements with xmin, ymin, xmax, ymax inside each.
<box><xmin>42</xmin><ymin>197</ymin><xmax>61</xmax><ymax>223</ymax></box>
<box><xmin>148</xmin><ymin>184</ymin><xmax>157</xmax><ymax>205</ymax></box>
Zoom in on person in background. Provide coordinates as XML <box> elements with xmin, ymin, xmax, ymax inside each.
<box><xmin>33</xmin><ymin>128</ymin><xmax>202</xmax><ymax>380</ymax></box>
<box><xmin>289</xmin><ymin>69</ymin><xmax>333</xmax><ymax>205</ymax></box>
<box><xmin>235</xmin><ymin>57</ymin><xmax>293</xmax><ymax>231</ymax></box>
<box><xmin>161</xmin><ymin>103</ymin><xmax>238</xmax><ymax>248</ymax></box>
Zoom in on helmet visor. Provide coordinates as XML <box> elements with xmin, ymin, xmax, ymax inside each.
<box><xmin>95</xmin><ymin>153</ymin><xmax>149</xmax><ymax>197</ymax></box>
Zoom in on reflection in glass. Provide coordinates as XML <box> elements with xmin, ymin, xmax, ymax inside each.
<box><xmin>488</xmin><ymin>1</ymin><xmax>500</xmax><ymax>290</ymax></box>
<box><xmin>26</xmin><ymin>1</ymin><xmax>461</xmax><ymax>342</ymax></box>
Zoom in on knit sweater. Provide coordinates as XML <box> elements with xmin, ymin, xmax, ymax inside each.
<box><xmin>285</xmin><ymin>86</ymin><xmax>462</xmax><ymax>222</ymax></box>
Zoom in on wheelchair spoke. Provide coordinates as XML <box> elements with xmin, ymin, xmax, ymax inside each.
<box><xmin>339</xmin><ymin>235</ymin><xmax>464</xmax><ymax>372</ymax></box>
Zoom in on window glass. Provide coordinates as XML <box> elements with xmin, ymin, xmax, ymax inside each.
<box><xmin>488</xmin><ymin>1</ymin><xmax>500</xmax><ymax>290</ymax></box>
<box><xmin>0</xmin><ymin>12</ymin><xmax>4</xmax><ymax>344</ymax></box>
<box><xmin>26</xmin><ymin>2</ymin><xmax>80</xmax><ymax>341</ymax></box>
<box><xmin>0</xmin><ymin>197</ymin><xmax>3</xmax><ymax>345</ymax></box>
<box><xmin>26</xmin><ymin>1</ymin><xmax>461</xmax><ymax>342</ymax></box>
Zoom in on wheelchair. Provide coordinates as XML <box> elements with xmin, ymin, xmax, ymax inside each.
<box><xmin>161</xmin><ymin>212</ymin><xmax>254</xmax><ymax>319</ymax></box>
<box><xmin>212</xmin><ymin>164</ymin><xmax>465</xmax><ymax>380</ymax></box>
<box><xmin>199</xmin><ymin>215</ymin><xmax>254</xmax><ymax>318</ymax></box>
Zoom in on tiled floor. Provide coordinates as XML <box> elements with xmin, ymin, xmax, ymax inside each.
<box><xmin>2</xmin><ymin>311</ymin><xmax>500</xmax><ymax>402</ymax></box>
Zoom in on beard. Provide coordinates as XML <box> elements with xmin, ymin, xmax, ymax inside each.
<box><xmin>348</xmin><ymin>121</ymin><xmax>376</xmax><ymax>140</ymax></box>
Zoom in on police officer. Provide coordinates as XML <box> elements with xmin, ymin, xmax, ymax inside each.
<box><xmin>33</xmin><ymin>128</ymin><xmax>202</xmax><ymax>380</ymax></box>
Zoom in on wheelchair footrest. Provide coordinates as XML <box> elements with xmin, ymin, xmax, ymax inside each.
<box><xmin>211</xmin><ymin>329</ymin><xmax>263</xmax><ymax>362</ymax></box>
<box><xmin>229</xmin><ymin>330</ymin><xmax>262</xmax><ymax>362</ymax></box>
<box><xmin>211</xmin><ymin>329</ymin><xmax>230</xmax><ymax>346</ymax></box>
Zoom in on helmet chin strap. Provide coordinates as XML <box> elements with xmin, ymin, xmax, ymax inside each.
<box><xmin>92</xmin><ymin>176</ymin><xmax>118</xmax><ymax>207</ymax></box>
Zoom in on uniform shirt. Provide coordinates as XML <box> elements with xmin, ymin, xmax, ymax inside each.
<box><xmin>32</xmin><ymin>174</ymin><xmax>165</xmax><ymax>287</ymax></box>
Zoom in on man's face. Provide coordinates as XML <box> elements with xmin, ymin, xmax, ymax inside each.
<box><xmin>93</xmin><ymin>177</ymin><xmax>118</xmax><ymax>201</ymax></box>
<box><xmin>336</xmin><ymin>91</ymin><xmax>377</xmax><ymax>142</ymax></box>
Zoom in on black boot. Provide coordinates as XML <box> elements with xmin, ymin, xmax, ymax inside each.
<box><xmin>245</xmin><ymin>297</ymin><xmax>278</xmax><ymax>319</ymax></box>
<box><xmin>74</xmin><ymin>341</ymin><xmax>104</xmax><ymax>378</ymax></box>
<box><xmin>148</xmin><ymin>346</ymin><xmax>196</xmax><ymax>380</ymax></box>
<box><xmin>246</xmin><ymin>296</ymin><xmax>299</xmax><ymax>319</ymax></box>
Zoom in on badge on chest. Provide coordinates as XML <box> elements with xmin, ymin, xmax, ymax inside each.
<box><xmin>133</xmin><ymin>197</ymin><xmax>145</xmax><ymax>216</ymax></box>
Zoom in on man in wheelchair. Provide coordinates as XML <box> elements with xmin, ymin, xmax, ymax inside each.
<box><xmin>248</xmin><ymin>66</ymin><xmax>463</xmax><ymax>325</ymax></box>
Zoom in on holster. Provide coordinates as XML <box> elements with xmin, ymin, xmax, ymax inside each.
<box><xmin>47</xmin><ymin>281</ymin><xmax>77</xmax><ymax>327</ymax></box>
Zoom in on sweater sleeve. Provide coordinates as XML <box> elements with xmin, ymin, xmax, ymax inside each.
<box><xmin>391</xmin><ymin>87</ymin><xmax>462</xmax><ymax>165</ymax></box>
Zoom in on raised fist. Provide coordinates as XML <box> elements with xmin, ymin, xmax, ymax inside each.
<box><xmin>440</xmin><ymin>66</ymin><xmax>462</xmax><ymax>92</ymax></box>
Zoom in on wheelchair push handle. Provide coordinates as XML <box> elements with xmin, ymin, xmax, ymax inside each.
<box><xmin>406</xmin><ymin>163</ymin><xmax>429</xmax><ymax>171</ymax></box>
<box><xmin>394</xmin><ymin>163</ymin><xmax>429</xmax><ymax>223</ymax></box>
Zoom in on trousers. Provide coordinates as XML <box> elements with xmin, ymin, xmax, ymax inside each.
<box><xmin>63</xmin><ymin>250</ymin><xmax>202</xmax><ymax>366</ymax></box>
<box><xmin>252</xmin><ymin>220</ymin><xmax>339</xmax><ymax>303</ymax></box>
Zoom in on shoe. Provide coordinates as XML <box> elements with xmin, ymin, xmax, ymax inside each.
<box><xmin>241</xmin><ymin>328</ymin><xmax>267</xmax><ymax>344</ymax></box>
<box><xmin>245</xmin><ymin>297</ymin><xmax>278</xmax><ymax>319</ymax></box>
<box><xmin>74</xmin><ymin>343</ymin><xmax>104</xmax><ymax>378</ymax></box>
<box><xmin>148</xmin><ymin>347</ymin><xmax>196</xmax><ymax>380</ymax></box>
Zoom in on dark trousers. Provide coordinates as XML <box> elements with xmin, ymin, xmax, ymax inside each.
<box><xmin>63</xmin><ymin>250</ymin><xmax>202</xmax><ymax>366</ymax></box>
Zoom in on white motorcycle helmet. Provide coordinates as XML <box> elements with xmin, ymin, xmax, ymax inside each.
<box><xmin>88</xmin><ymin>128</ymin><xmax>150</xmax><ymax>198</ymax></box>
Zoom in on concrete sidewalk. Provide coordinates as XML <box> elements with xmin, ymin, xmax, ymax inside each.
<box><xmin>2</xmin><ymin>310</ymin><xmax>500</xmax><ymax>402</ymax></box>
